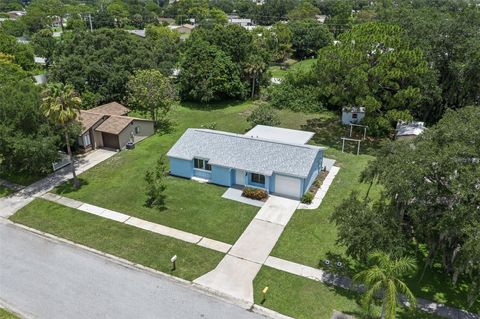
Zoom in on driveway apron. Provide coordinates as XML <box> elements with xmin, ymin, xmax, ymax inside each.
<box><xmin>194</xmin><ymin>195</ymin><xmax>299</xmax><ymax>304</ymax></box>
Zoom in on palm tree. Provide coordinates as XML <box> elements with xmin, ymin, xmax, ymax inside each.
<box><xmin>354</xmin><ymin>251</ymin><xmax>417</xmax><ymax>319</ymax></box>
<box><xmin>41</xmin><ymin>83</ymin><xmax>82</xmax><ymax>188</ymax></box>
<box><xmin>244</xmin><ymin>56</ymin><xmax>267</xmax><ymax>99</ymax></box>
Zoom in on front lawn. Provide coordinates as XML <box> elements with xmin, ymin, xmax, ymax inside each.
<box><xmin>10</xmin><ymin>199</ymin><xmax>224</xmax><ymax>281</ymax></box>
<box><xmin>0</xmin><ymin>308</ymin><xmax>19</xmax><ymax>319</ymax></box>
<box><xmin>53</xmin><ymin>102</ymin><xmax>259</xmax><ymax>244</ymax></box>
<box><xmin>253</xmin><ymin>266</ymin><xmax>442</xmax><ymax>319</ymax></box>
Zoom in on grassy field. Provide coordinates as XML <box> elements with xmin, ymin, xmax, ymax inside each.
<box><xmin>253</xmin><ymin>267</ymin><xmax>443</xmax><ymax>319</ymax></box>
<box><xmin>268</xmin><ymin>58</ymin><xmax>317</xmax><ymax>79</ymax></box>
<box><xmin>0</xmin><ymin>186</ymin><xmax>12</xmax><ymax>198</ymax></box>
<box><xmin>10</xmin><ymin>199</ymin><xmax>224</xmax><ymax>281</ymax></box>
<box><xmin>0</xmin><ymin>308</ymin><xmax>19</xmax><ymax>319</ymax></box>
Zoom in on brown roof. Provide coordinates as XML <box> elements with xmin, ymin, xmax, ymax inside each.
<box><xmin>77</xmin><ymin>110</ymin><xmax>104</xmax><ymax>134</ymax></box>
<box><xmin>95</xmin><ymin>116</ymin><xmax>135</xmax><ymax>135</ymax></box>
<box><xmin>89</xmin><ymin>102</ymin><xmax>130</xmax><ymax>116</ymax></box>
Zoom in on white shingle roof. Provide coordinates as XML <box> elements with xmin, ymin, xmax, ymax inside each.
<box><xmin>167</xmin><ymin>129</ymin><xmax>324</xmax><ymax>178</ymax></box>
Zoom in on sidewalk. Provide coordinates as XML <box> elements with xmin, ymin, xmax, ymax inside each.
<box><xmin>40</xmin><ymin>192</ymin><xmax>232</xmax><ymax>254</ymax></box>
<box><xmin>0</xmin><ymin>149</ymin><xmax>116</xmax><ymax>218</ymax></box>
<box><xmin>298</xmin><ymin>166</ymin><xmax>340</xmax><ymax>210</ymax></box>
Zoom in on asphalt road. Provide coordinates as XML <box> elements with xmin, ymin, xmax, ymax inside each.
<box><xmin>0</xmin><ymin>220</ymin><xmax>263</xmax><ymax>319</ymax></box>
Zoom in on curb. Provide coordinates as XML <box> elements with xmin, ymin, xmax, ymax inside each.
<box><xmin>252</xmin><ymin>305</ymin><xmax>295</xmax><ymax>319</ymax></box>
<box><xmin>0</xmin><ymin>298</ymin><xmax>30</xmax><ymax>319</ymax></box>
<box><xmin>5</xmin><ymin>220</ymin><xmax>290</xmax><ymax>319</ymax></box>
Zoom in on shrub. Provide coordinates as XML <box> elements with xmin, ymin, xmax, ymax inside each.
<box><xmin>145</xmin><ymin>155</ymin><xmax>167</xmax><ymax>210</ymax></box>
<box><xmin>266</xmin><ymin>82</ymin><xmax>323</xmax><ymax>113</ymax></box>
<box><xmin>242</xmin><ymin>187</ymin><xmax>268</xmax><ymax>200</ymax></box>
<box><xmin>247</xmin><ymin>103</ymin><xmax>281</xmax><ymax>127</ymax></box>
<box><xmin>301</xmin><ymin>192</ymin><xmax>314</xmax><ymax>204</ymax></box>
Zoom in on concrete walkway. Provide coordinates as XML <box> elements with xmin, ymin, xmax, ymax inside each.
<box><xmin>264</xmin><ymin>256</ymin><xmax>480</xmax><ymax>319</ymax></box>
<box><xmin>298</xmin><ymin>166</ymin><xmax>340</xmax><ymax>210</ymax></box>
<box><xmin>0</xmin><ymin>149</ymin><xmax>116</xmax><ymax>218</ymax></box>
<box><xmin>40</xmin><ymin>193</ymin><xmax>232</xmax><ymax>254</ymax></box>
<box><xmin>222</xmin><ymin>187</ymin><xmax>265</xmax><ymax>208</ymax></box>
<box><xmin>194</xmin><ymin>195</ymin><xmax>299</xmax><ymax>304</ymax></box>
<box><xmin>0</xmin><ymin>179</ymin><xmax>24</xmax><ymax>192</ymax></box>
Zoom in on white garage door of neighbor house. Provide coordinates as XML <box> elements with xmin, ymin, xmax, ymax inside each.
<box><xmin>275</xmin><ymin>175</ymin><xmax>301</xmax><ymax>198</ymax></box>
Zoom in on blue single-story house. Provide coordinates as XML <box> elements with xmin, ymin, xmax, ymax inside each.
<box><xmin>166</xmin><ymin>126</ymin><xmax>325</xmax><ymax>199</ymax></box>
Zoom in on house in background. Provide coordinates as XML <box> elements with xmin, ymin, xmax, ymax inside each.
<box><xmin>396</xmin><ymin>121</ymin><xmax>426</xmax><ymax>140</ymax></box>
<box><xmin>77</xmin><ymin>102</ymin><xmax>154</xmax><ymax>151</ymax></box>
<box><xmin>342</xmin><ymin>106</ymin><xmax>365</xmax><ymax>125</ymax></box>
<box><xmin>167</xmin><ymin>126</ymin><xmax>324</xmax><ymax>199</ymax></box>
<box><xmin>227</xmin><ymin>15</ymin><xmax>254</xmax><ymax>27</ymax></box>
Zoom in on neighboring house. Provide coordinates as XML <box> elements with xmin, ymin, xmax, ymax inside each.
<box><xmin>167</xmin><ymin>125</ymin><xmax>324</xmax><ymax>199</ymax></box>
<box><xmin>342</xmin><ymin>106</ymin><xmax>365</xmax><ymax>125</ymax></box>
<box><xmin>77</xmin><ymin>102</ymin><xmax>155</xmax><ymax>151</ymax></box>
<box><xmin>227</xmin><ymin>16</ymin><xmax>253</xmax><ymax>27</ymax></box>
<box><xmin>396</xmin><ymin>121</ymin><xmax>426</xmax><ymax>140</ymax></box>
<box><xmin>169</xmin><ymin>24</ymin><xmax>195</xmax><ymax>35</ymax></box>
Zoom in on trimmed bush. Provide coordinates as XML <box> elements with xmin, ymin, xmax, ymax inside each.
<box><xmin>242</xmin><ymin>187</ymin><xmax>268</xmax><ymax>200</ymax></box>
<box><xmin>247</xmin><ymin>103</ymin><xmax>281</xmax><ymax>127</ymax></box>
<box><xmin>301</xmin><ymin>192</ymin><xmax>314</xmax><ymax>204</ymax></box>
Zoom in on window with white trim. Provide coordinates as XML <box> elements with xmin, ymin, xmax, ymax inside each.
<box><xmin>193</xmin><ymin>158</ymin><xmax>211</xmax><ymax>171</ymax></box>
<box><xmin>251</xmin><ymin>173</ymin><xmax>265</xmax><ymax>185</ymax></box>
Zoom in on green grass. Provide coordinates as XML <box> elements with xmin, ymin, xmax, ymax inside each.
<box><xmin>0</xmin><ymin>308</ymin><xmax>19</xmax><ymax>319</ymax></box>
<box><xmin>254</xmin><ymin>266</ymin><xmax>443</xmax><ymax>319</ymax></box>
<box><xmin>268</xmin><ymin>58</ymin><xmax>317</xmax><ymax>79</ymax></box>
<box><xmin>0</xmin><ymin>186</ymin><xmax>12</xmax><ymax>198</ymax></box>
<box><xmin>10</xmin><ymin>199</ymin><xmax>224</xmax><ymax>281</ymax></box>
<box><xmin>270</xmin><ymin>147</ymin><xmax>480</xmax><ymax>312</ymax></box>
<box><xmin>53</xmin><ymin>101</ymin><xmax>259</xmax><ymax>244</ymax></box>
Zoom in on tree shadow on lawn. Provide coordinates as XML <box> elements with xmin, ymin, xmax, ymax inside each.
<box><xmin>180</xmin><ymin>99</ymin><xmax>249</xmax><ymax>111</ymax></box>
<box><xmin>54</xmin><ymin>178</ymin><xmax>89</xmax><ymax>195</ymax></box>
<box><xmin>302</xmin><ymin>118</ymin><xmax>383</xmax><ymax>156</ymax></box>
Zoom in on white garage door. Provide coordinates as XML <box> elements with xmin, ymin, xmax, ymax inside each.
<box><xmin>275</xmin><ymin>175</ymin><xmax>301</xmax><ymax>199</ymax></box>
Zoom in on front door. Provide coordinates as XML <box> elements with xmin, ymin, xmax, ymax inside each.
<box><xmin>235</xmin><ymin>169</ymin><xmax>245</xmax><ymax>185</ymax></box>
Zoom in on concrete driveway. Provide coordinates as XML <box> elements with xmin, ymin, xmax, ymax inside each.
<box><xmin>0</xmin><ymin>149</ymin><xmax>116</xmax><ymax>218</ymax></box>
<box><xmin>194</xmin><ymin>195</ymin><xmax>299</xmax><ymax>304</ymax></box>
